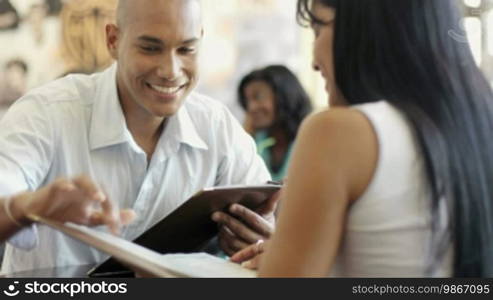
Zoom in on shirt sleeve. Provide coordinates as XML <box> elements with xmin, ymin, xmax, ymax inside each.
<box><xmin>214</xmin><ymin>105</ymin><xmax>271</xmax><ymax>186</ymax></box>
<box><xmin>0</xmin><ymin>95</ymin><xmax>55</xmax><ymax>250</ymax></box>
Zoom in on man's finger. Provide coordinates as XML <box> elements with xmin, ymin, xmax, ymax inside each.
<box><xmin>218</xmin><ymin>226</ymin><xmax>249</xmax><ymax>253</ymax></box>
<box><xmin>220</xmin><ymin>225</ymin><xmax>250</xmax><ymax>251</ymax></box>
<box><xmin>72</xmin><ymin>176</ymin><xmax>106</xmax><ymax>202</ymax></box>
<box><xmin>229</xmin><ymin>204</ymin><xmax>273</xmax><ymax>237</ymax></box>
<box><xmin>100</xmin><ymin>196</ymin><xmax>120</xmax><ymax>235</ymax></box>
<box><xmin>218</xmin><ymin>229</ymin><xmax>236</xmax><ymax>256</ymax></box>
<box><xmin>218</xmin><ymin>225</ymin><xmax>250</xmax><ymax>255</ymax></box>
<box><xmin>88</xmin><ymin>209</ymin><xmax>136</xmax><ymax>228</ymax></box>
<box><xmin>256</xmin><ymin>190</ymin><xmax>281</xmax><ymax>216</ymax></box>
<box><xmin>87</xmin><ymin>211</ymin><xmax>105</xmax><ymax>226</ymax></box>
<box><xmin>212</xmin><ymin>211</ymin><xmax>262</xmax><ymax>243</ymax></box>
<box><xmin>119</xmin><ymin>209</ymin><xmax>136</xmax><ymax>225</ymax></box>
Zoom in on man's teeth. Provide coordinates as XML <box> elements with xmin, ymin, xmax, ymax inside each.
<box><xmin>150</xmin><ymin>84</ymin><xmax>182</xmax><ymax>94</ymax></box>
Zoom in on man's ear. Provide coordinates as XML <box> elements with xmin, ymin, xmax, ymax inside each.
<box><xmin>106</xmin><ymin>24</ymin><xmax>120</xmax><ymax>59</ymax></box>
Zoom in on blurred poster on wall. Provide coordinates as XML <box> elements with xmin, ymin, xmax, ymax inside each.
<box><xmin>59</xmin><ymin>0</ymin><xmax>116</xmax><ymax>75</ymax></box>
<box><xmin>0</xmin><ymin>0</ymin><xmax>117</xmax><ymax>117</ymax></box>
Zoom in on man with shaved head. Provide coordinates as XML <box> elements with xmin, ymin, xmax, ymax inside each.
<box><xmin>0</xmin><ymin>0</ymin><xmax>275</xmax><ymax>274</ymax></box>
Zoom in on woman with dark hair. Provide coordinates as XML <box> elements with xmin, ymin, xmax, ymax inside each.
<box><xmin>238</xmin><ymin>65</ymin><xmax>312</xmax><ymax>181</ymax></box>
<box><xmin>232</xmin><ymin>0</ymin><xmax>493</xmax><ymax>277</ymax></box>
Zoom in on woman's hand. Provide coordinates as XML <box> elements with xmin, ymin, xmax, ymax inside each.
<box><xmin>230</xmin><ymin>239</ymin><xmax>268</xmax><ymax>270</ymax></box>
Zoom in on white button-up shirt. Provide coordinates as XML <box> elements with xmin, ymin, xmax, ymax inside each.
<box><xmin>0</xmin><ymin>64</ymin><xmax>270</xmax><ymax>273</ymax></box>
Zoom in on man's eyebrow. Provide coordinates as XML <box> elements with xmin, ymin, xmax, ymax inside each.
<box><xmin>137</xmin><ymin>36</ymin><xmax>200</xmax><ymax>45</ymax></box>
<box><xmin>182</xmin><ymin>37</ymin><xmax>200</xmax><ymax>45</ymax></box>
<box><xmin>137</xmin><ymin>35</ymin><xmax>163</xmax><ymax>45</ymax></box>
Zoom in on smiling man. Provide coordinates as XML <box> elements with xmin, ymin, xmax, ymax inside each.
<box><xmin>0</xmin><ymin>0</ymin><xmax>275</xmax><ymax>274</ymax></box>
<box><xmin>111</xmin><ymin>0</ymin><xmax>202</xmax><ymax>150</ymax></box>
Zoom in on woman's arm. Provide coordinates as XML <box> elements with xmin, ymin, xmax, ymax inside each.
<box><xmin>258</xmin><ymin>108</ymin><xmax>378</xmax><ymax>277</ymax></box>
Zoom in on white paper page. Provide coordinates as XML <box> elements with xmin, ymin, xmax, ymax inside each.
<box><xmin>159</xmin><ymin>253</ymin><xmax>257</xmax><ymax>278</ymax></box>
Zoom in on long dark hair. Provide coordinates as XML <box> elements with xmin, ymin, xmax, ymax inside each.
<box><xmin>298</xmin><ymin>0</ymin><xmax>493</xmax><ymax>277</ymax></box>
<box><xmin>238</xmin><ymin>65</ymin><xmax>312</xmax><ymax>143</ymax></box>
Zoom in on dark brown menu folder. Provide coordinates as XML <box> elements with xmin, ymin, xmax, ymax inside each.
<box><xmin>85</xmin><ymin>184</ymin><xmax>281</xmax><ymax>277</ymax></box>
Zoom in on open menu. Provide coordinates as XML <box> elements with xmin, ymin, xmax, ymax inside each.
<box><xmin>29</xmin><ymin>184</ymin><xmax>280</xmax><ymax>277</ymax></box>
<box><xmin>30</xmin><ymin>215</ymin><xmax>256</xmax><ymax>278</ymax></box>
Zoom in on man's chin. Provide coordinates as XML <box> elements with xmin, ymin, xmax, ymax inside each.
<box><xmin>149</xmin><ymin>104</ymin><xmax>181</xmax><ymax>118</ymax></box>
<box><xmin>143</xmin><ymin>89</ymin><xmax>192</xmax><ymax>118</ymax></box>
<box><xmin>152</xmin><ymin>109</ymin><xmax>178</xmax><ymax>119</ymax></box>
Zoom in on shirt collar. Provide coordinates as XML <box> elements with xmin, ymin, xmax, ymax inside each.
<box><xmin>160</xmin><ymin>97</ymin><xmax>209</xmax><ymax>154</ymax></box>
<box><xmin>89</xmin><ymin>64</ymin><xmax>208</xmax><ymax>152</ymax></box>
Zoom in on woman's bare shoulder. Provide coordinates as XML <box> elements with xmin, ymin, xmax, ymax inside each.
<box><xmin>295</xmin><ymin>107</ymin><xmax>378</xmax><ymax>201</ymax></box>
<box><xmin>301</xmin><ymin>107</ymin><xmax>373</xmax><ymax>134</ymax></box>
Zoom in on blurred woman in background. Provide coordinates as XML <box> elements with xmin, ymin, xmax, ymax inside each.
<box><xmin>238</xmin><ymin>65</ymin><xmax>312</xmax><ymax>181</ymax></box>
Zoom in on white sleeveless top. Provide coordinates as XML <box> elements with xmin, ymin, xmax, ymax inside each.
<box><xmin>331</xmin><ymin>101</ymin><xmax>453</xmax><ymax>277</ymax></box>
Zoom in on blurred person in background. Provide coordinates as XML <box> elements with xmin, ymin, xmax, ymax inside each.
<box><xmin>238</xmin><ymin>65</ymin><xmax>312</xmax><ymax>182</ymax></box>
<box><xmin>0</xmin><ymin>0</ymin><xmax>19</xmax><ymax>30</ymax></box>
<box><xmin>11</xmin><ymin>0</ymin><xmax>64</xmax><ymax>89</ymax></box>
<box><xmin>25</xmin><ymin>1</ymin><xmax>49</xmax><ymax>45</ymax></box>
<box><xmin>45</xmin><ymin>0</ymin><xmax>62</xmax><ymax>16</ymax></box>
<box><xmin>0</xmin><ymin>59</ymin><xmax>28</xmax><ymax>108</ymax></box>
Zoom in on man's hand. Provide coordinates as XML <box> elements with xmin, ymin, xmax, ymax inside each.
<box><xmin>212</xmin><ymin>190</ymin><xmax>280</xmax><ymax>256</ymax></box>
<box><xmin>12</xmin><ymin>175</ymin><xmax>136</xmax><ymax>234</ymax></box>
